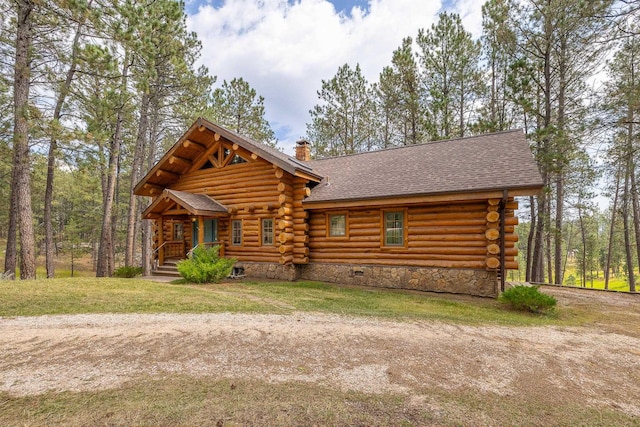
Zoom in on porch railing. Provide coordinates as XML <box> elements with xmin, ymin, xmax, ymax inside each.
<box><xmin>164</xmin><ymin>240</ymin><xmax>186</xmax><ymax>259</ymax></box>
<box><xmin>186</xmin><ymin>241</ymin><xmax>226</xmax><ymax>258</ymax></box>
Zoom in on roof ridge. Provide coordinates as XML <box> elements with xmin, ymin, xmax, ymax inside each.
<box><xmin>308</xmin><ymin>129</ymin><xmax>524</xmax><ymax>162</ymax></box>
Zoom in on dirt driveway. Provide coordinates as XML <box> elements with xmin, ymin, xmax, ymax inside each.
<box><xmin>1</xmin><ymin>286</ymin><xmax>639</xmax><ymax>419</ymax></box>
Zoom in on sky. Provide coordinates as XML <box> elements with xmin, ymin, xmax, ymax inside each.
<box><xmin>184</xmin><ymin>0</ymin><xmax>485</xmax><ymax>155</ymax></box>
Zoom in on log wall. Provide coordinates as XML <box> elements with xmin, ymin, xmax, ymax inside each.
<box><xmin>169</xmin><ymin>158</ymin><xmax>282</xmax><ymax>263</ymax></box>
<box><xmin>158</xmin><ymin>146</ymin><xmax>313</xmax><ymax>265</ymax></box>
<box><xmin>307</xmin><ymin>199</ymin><xmax>518</xmax><ymax>270</ymax></box>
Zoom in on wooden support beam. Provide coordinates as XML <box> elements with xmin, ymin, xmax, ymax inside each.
<box><xmin>486</xmin><ymin>257</ymin><xmax>500</xmax><ymax>269</ymax></box>
<box><xmin>485</xmin><ymin>228</ymin><xmax>500</xmax><ymax>240</ymax></box>
<box><xmin>279</xmin><ymin>254</ymin><xmax>294</xmax><ymax>265</ymax></box>
<box><xmin>183</xmin><ymin>139</ymin><xmax>206</xmax><ymax>151</ymax></box>
<box><xmin>278</xmin><ymin>232</ymin><xmax>294</xmax><ymax>244</ymax></box>
<box><xmin>278</xmin><ymin>245</ymin><xmax>294</xmax><ymax>254</ymax></box>
<box><xmin>278</xmin><ymin>219</ymin><xmax>293</xmax><ymax>230</ymax></box>
<box><xmin>278</xmin><ymin>194</ymin><xmax>293</xmax><ymax>205</ymax></box>
<box><xmin>169</xmin><ymin>155</ymin><xmax>192</xmax><ymax>168</ymax></box>
<box><xmin>189</xmin><ymin>141</ymin><xmax>220</xmax><ymax>172</ymax></box>
<box><xmin>143</xmin><ymin>182</ymin><xmax>163</xmax><ymax>193</ymax></box>
<box><xmin>155</xmin><ymin>169</ymin><xmax>180</xmax><ymax>180</ymax></box>
<box><xmin>198</xmin><ymin>216</ymin><xmax>204</xmax><ymax>248</ymax></box>
<box><xmin>278</xmin><ymin>206</ymin><xmax>293</xmax><ymax>217</ymax></box>
<box><xmin>164</xmin><ymin>208</ymin><xmax>189</xmax><ymax>216</ymax></box>
<box><xmin>486</xmin><ymin>211</ymin><xmax>500</xmax><ymax>223</ymax></box>
<box><xmin>487</xmin><ymin>243</ymin><xmax>500</xmax><ymax>254</ymax></box>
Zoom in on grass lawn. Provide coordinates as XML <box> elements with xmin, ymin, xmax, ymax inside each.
<box><xmin>0</xmin><ymin>276</ymin><xmax>585</xmax><ymax>327</ymax></box>
<box><xmin>1</xmin><ymin>277</ymin><xmax>637</xmax><ymax>427</ymax></box>
<box><xmin>1</xmin><ymin>377</ymin><xmax>633</xmax><ymax>427</ymax></box>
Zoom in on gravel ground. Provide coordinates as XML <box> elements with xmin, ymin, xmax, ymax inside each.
<box><xmin>1</xmin><ymin>290</ymin><xmax>639</xmax><ymax>418</ymax></box>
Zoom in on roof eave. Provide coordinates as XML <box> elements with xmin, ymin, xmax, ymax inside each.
<box><xmin>134</xmin><ymin>120</ymin><xmax>203</xmax><ymax>196</ymax></box>
<box><xmin>198</xmin><ymin>118</ymin><xmax>323</xmax><ymax>182</ymax></box>
<box><xmin>302</xmin><ymin>185</ymin><xmax>544</xmax><ymax>209</ymax></box>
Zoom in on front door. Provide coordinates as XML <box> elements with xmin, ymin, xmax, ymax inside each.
<box><xmin>192</xmin><ymin>219</ymin><xmax>218</xmax><ymax>248</ymax></box>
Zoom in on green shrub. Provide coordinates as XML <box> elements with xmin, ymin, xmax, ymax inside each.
<box><xmin>177</xmin><ymin>245</ymin><xmax>236</xmax><ymax>284</ymax></box>
<box><xmin>499</xmin><ymin>285</ymin><xmax>557</xmax><ymax>314</ymax></box>
<box><xmin>113</xmin><ymin>266</ymin><xmax>143</xmax><ymax>278</ymax></box>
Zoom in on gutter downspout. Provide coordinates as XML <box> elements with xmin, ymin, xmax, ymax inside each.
<box><xmin>500</xmin><ymin>189</ymin><xmax>508</xmax><ymax>293</ymax></box>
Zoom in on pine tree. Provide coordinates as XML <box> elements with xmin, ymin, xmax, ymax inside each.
<box><xmin>417</xmin><ymin>12</ymin><xmax>483</xmax><ymax>140</ymax></box>
<box><xmin>7</xmin><ymin>0</ymin><xmax>37</xmax><ymax>279</ymax></box>
<box><xmin>375</xmin><ymin>37</ymin><xmax>426</xmax><ymax>146</ymax></box>
<box><xmin>208</xmin><ymin>77</ymin><xmax>276</xmax><ymax>146</ymax></box>
<box><xmin>307</xmin><ymin>63</ymin><xmax>376</xmax><ymax>157</ymax></box>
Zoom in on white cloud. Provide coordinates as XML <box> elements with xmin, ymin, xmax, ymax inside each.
<box><xmin>188</xmin><ymin>0</ymin><xmax>491</xmax><ymax>154</ymax></box>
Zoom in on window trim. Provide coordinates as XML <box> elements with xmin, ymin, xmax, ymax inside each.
<box><xmin>173</xmin><ymin>222</ymin><xmax>184</xmax><ymax>241</ymax></box>
<box><xmin>231</xmin><ymin>219</ymin><xmax>243</xmax><ymax>246</ymax></box>
<box><xmin>261</xmin><ymin>218</ymin><xmax>274</xmax><ymax>246</ymax></box>
<box><xmin>380</xmin><ymin>209</ymin><xmax>407</xmax><ymax>248</ymax></box>
<box><xmin>326</xmin><ymin>211</ymin><xmax>349</xmax><ymax>239</ymax></box>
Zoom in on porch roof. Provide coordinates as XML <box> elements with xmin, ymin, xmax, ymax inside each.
<box><xmin>142</xmin><ymin>189</ymin><xmax>228</xmax><ymax>219</ymax></box>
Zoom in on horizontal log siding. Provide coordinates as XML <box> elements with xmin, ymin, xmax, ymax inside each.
<box><xmin>308</xmin><ymin>201</ymin><xmax>519</xmax><ymax>269</ymax></box>
<box><xmin>170</xmin><ymin>159</ymin><xmax>281</xmax><ymax>263</ymax></box>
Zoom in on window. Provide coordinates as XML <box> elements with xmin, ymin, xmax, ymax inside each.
<box><xmin>328</xmin><ymin>213</ymin><xmax>347</xmax><ymax>237</ymax></box>
<box><xmin>231</xmin><ymin>220</ymin><xmax>242</xmax><ymax>246</ymax></box>
<box><xmin>173</xmin><ymin>222</ymin><xmax>183</xmax><ymax>241</ymax></box>
<box><xmin>262</xmin><ymin>218</ymin><xmax>274</xmax><ymax>245</ymax></box>
<box><xmin>192</xmin><ymin>219</ymin><xmax>218</xmax><ymax>247</ymax></box>
<box><xmin>205</xmin><ymin>219</ymin><xmax>218</xmax><ymax>242</ymax></box>
<box><xmin>383</xmin><ymin>211</ymin><xmax>404</xmax><ymax>246</ymax></box>
<box><xmin>229</xmin><ymin>154</ymin><xmax>247</xmax><ymax>165</ymax></box>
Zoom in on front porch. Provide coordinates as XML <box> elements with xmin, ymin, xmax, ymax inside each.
<box><xmin>142</xmin><ymin>189</ymin><xmax>230</xmax><ymax>271</ymax></box>
<box><xmin>153</xmin><ymin>239</ymin><xmax>226</xmax><ymax>270</ymax></box>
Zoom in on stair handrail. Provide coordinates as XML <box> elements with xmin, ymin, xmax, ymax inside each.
<box><xmin>151</xmin><ymin>241</ymin><xmax>168</xmax><ymax>271</ymax></box>
<box><xmin>186</xmin><ymin>244</ymin><xmax>199</xmax><ymax>258</ymax></box>
<box><xmin>152</xmin><ymin>241</ymin><xmax>168</xmax><ymax>256</ymax></box>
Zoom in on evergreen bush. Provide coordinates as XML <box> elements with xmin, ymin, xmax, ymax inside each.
<box><xmin>177</xmin><ymin>245</ymin><xmax>236</xmax><ymax>284</ymax></box>
<box><xmin>113</xmin><ymin>266</ymin><xmax>143</xmax><ymax>278</ymax></box>
<box><xmin>499</xmin><ymin>285</ymin><xmax>557</xmax><ymax>314</ymax></box>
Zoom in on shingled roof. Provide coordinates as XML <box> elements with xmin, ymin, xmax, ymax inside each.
<box><xmin>142</xmin><ymin>189</ymin><xmax>228</xmax><ymax>219</ymax></box>
<box><xmin>134</xmin><ymin>118</ymin><xmax>322</xmax><ymax>197</ymax></box>
<box><xmin>303</xmin><ymin>129</ymin><xmax>543</xmax><ymax>204</ymax></box>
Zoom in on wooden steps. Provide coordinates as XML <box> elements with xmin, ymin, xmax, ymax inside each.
<box><xmin>152</xmin><ymin>258</ymin><xmax>182</xmax><ymax>278</ymax></box>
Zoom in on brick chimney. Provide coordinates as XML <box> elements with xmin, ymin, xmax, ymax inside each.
<box><xmin>295</xmin><ymin>139</ymin><xmax>311</xmax><ymax>161</ymax></box>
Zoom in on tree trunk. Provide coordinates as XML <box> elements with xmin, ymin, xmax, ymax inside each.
<box><xmin>605</xmin><ymin>167</ymin><xmax>621</xmax><ymax>290</ymax></box>
<box><xmin>631</xmin><ymin>167</ymin><xmax>640</xmax><ymax>279</ymax></box>
<box><xmin>526</xmin><ymin>195</ymin><xmax>536</xmax><ymax>282</ymax></box>
<box><xmin>578</xmin><ymin>204</ymin><xmax>587</xmax><ymax>287</ymax></box>
<box><xmin>4</xmin><ymin>161</ymin><xmax>18</xmax><ymax>277</ymax></box>
<box><xmin>12</xmin><ymin>0</ymin><xmax>36</xmax><ymax>280</ymax></box>
<box><xmin>125</xmin><ymin>93</ymin><xmax>150</xmax><ymax>267</ymax></box>
<box><xmin>554</xmin><ymin>172</ymin><xmax>564</xmax><ymax>284</ymax></box>
<box><xmin>44</xmin><ymin>18</ymin><xmax>85</xmax><ymax>278</ymax></box>
<box><xmin>545</xmin><ymin>202</ymin><xmax>553</xmax><ymax>284</ymax></box>
<box><xmin>622</xmin><ymin>157</ymin><xmax>636</xmax><ymax>292</ymax></box>
<box><xmin>141</xmin><ymin>99</ymin><xmax>159</xmax><ymax>276</ymax></box>
<box><xmin>96</xmin><ymin>53</ymin><xmax>130</xmax><ymax>277</ymax></box>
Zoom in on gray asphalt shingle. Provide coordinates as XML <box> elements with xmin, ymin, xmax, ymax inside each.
<box><xmin>303</xmin><ymin>130</ymin><xmax>543</xmax><ymax>204</ymax></box>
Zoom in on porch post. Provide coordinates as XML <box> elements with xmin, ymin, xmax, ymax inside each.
<box><xmin>158</xmin><ymin>216</ymin><xmax>165</xmax><ymax>266</ymax></box>
<box><xmin>198</xmin><ymin>216</ymin><xmax>205</xmax><ymax>248</ymax></box>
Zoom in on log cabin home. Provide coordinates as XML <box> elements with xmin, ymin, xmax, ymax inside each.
<box><xmin>134</xmin><ymin>117</ymin><xmax>543</xmax><ymax>297</ymax></box>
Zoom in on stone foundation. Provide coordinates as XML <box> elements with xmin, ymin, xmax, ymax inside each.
<box><xmin>235</xmin><ymin>262</ymin><xmax>299</xmax><ymax>281</ymax></box>
<box><xmin>237</xmin><ymin>261</ymin><xmax>498</xmax><ymax>297</ymax></box>
<box><xmin>298</xmin><ymin>263</ymin><xmax>498</xmax><ymax>297</ymax></box>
